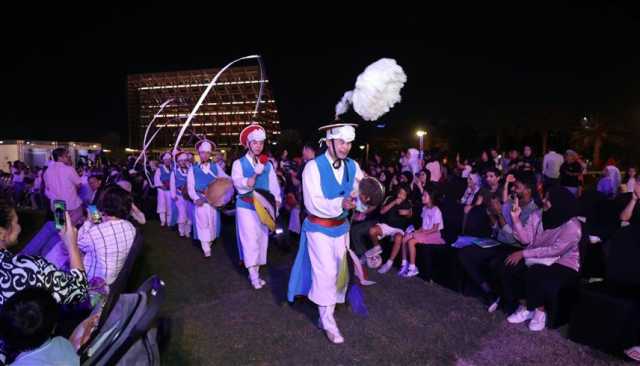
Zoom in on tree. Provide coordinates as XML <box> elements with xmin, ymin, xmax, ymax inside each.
<box><xmin>570</xmin><ymin>114</ymin><xmax>627</xmax><ymax>169</ymax></box>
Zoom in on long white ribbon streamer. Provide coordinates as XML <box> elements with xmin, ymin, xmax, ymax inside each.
<box><xmin>171</xmin><ymin>55</ymin><xmax>264</xmax><ymax>156</ymax></box>
<box><xmin>134</xmin><ymin>98</ymin><xmax>174</xmax><ymax>168</ymax></box>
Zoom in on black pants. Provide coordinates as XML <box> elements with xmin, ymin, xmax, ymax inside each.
<box><xmin>501</xmin><ymin>261</ymin><xmax>579</xmax><ymax>313</ymax></box>
<box><xmin>458</xmin><ymin>244</ymin><xmax>517</xmax><ymax>291</ymax></box>
<box><xmin>350</xmin><ymin>220</ymin><xmax>377</xmax><ymax>257</ymax></box>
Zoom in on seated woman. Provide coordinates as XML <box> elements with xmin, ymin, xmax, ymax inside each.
<box><xmin>46</xmin><ymin>185</ymin><xmax>137</xmax><ymax>291</ymax></box>
<box><xmin>0</xmin><ymin>190</ymin><xmax>87</xmax><ymax>363</ymax></box>
<box><xmin>502</xmin><ymin>186</ymin><xmax>581</xmax><ymax>332</ymax></box>
<box><xmin>596</xmin><ymin>166</ymin><xmax>618</xmax><ymax>199</ymax></box>
<box><xmin>78</xmin><ymin>185</ymin><xmax>137</xmax><ymax>289</ymax></box>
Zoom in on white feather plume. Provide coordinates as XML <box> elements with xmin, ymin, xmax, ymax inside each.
<box><xmin>352</xmin><ymin>58</ymin><xmax>407</xmax><ymax>121</ymax></box>
<box><xmin>335</xmin><ymin>91</ymin><xmax>353</xmax><ymax>119</ymax></box>
<box><xmin>334</xmin><ymin>58</ymin><xmax>406</xmax><ymax>121</ymax></box>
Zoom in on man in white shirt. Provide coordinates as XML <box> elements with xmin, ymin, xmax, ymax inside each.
<box><xmin>232</xmin><ymin>124</ymin><xmax>281</xmax><ymax>289</ymax></box>
<box><xmin>542</xmin><ymin>148</ymin><xmax>564</xmax><ymax>188</ymax></box>
<box><xmin>43</xmin><ymin>148</ymin><xmax>84</xmax><ymax>226</ymax></box>
<box><xmin>288</xmin><ymin>122</ymin><xmax>364</xmax><ymax>344</ymax></box>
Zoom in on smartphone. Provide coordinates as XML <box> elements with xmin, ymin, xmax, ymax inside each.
<box><xmin>53</xmin><ymin>200</ymin><xmax>66</xmax><ymax>230</ymax></box>
<box><xmin>88</xmin><ymin>205</ymin><xmax>102</xmax><ymax>224</ymax></box>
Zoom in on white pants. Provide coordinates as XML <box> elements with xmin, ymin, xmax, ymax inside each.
<box><xmin>376</xmin><ymin>223</ymin><xmax>405</xmax><ymax>240</ymax></box>
<box><xmin>157</xmin><ymin>189</ymin><xmax>173</xmax><ymax>225</ymax></box>
<box><xmin>176</xmin><ymin>196</ymin><xmax>192</xmax><ymax>237</ymax></box>
<box><xmin>194</xmin><ymin>202</ymin><xmax>218</xmax><ymax>244</ymax></box>
<box><xmin>307</xmin><ymin>231</ymin><xmax>348</xmax><ymax>306</ymax></box>
<box><xmin>237</xmin><ymin>207</ymin><xmax>269</xmax><ymax>268</ymax></box>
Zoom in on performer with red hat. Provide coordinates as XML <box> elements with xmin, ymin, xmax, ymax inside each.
<box><xmin>232</xmin><ymin>123</ymin><xmax>281</xmax><ymax>289</ymax></box>
<box><xmin>187</xmin><ymin>139</ymin><xmax>229</xmax><ymax>257</ymax></box>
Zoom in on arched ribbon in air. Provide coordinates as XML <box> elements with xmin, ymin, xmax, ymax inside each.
<box><xmin>134</xmin><ymin>98</ymin><xmax>174</xmax><ymax>169</ymax></box>
<box><xmin>172</xmin><ymin>55</ymin><xmax>265</xmax><ymax>156</ymax></box>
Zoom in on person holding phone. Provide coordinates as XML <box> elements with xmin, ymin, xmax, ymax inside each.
<box><xmin>458</xmin><ymin>172</ymin><xmax>539</xmax><ymax>313</ymax></box>
<box><xmin>0</xmin><ymin>190</ymin><xmax>88</xmax><ymax>363</ymax></box>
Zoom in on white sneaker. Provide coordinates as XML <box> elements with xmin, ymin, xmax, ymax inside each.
<box><xmin>488</xmin><ymin>297</ymin><xmax>500</xmax><ymax>313</ymax></box>
<box><xmin>528</xmin><ymin>310</ymin><xmax>546</xmax><ymax>331</ymax></box>
<box><xmin>403</xmin><ymin>267</ymin><xmax>420</xmax><ymax>278</ymax></box>
<box><xmin>398</xmin><ymin>262</ymin><xmax>409</xmax><ymax>276</ymax></box>
<box><xmin>251</xmin><ymin>279</ymin><xmax>264</xmax><ymax>289</ymax></box>
<box><xmin>325</xmin><ymin>329</ymin><xmax>344</xmax><ymax>344</ymax></box>
<box><xmin>259</xmin><ymin>278</ymin><xmax>266</xmax><ymax>286</ymax></box>
<box><xmin>378</xmin><ymin>261</ymin><xmax>393</xmax><ymax>274</ymax></box>
<box><xmin>507</xmin><ymin>305</ymin><xmax>533</xmax><ymax>324</ymax></box>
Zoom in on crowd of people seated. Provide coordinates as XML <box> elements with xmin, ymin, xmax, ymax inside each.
<box><xmin>0</xmin><ymin>141</ymin><xmax>638</xmax><ymax>362</ymax></box>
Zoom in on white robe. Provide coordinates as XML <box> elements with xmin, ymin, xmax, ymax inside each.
<box><xmin>154</xmin><ymin>165</ymin><xmax>173</xmax><ymax>224</ymax></box>
<box><xmin>302</xmin><ymin>152</ymin><xmax>363</xmax><ymax>306</ymax></box>
<box><xmin>187</xmin><ymin>162</ymin><xmax>229</xmax><ymax>243</ymax></box>
<box><xmin>170</xmin><ymin>168</ymin><xmax>191</xmax><ymax>236</ymax></box>
<box><xmin>231</xmin><ymin>153</ymin><xmax>281</xmax><ymax>268</ymax></box>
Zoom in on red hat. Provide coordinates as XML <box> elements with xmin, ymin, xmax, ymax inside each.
<box><xmin>239</xmin><ymin>123</ymin><xmax>266</xmax><ymax>147</ymax></box>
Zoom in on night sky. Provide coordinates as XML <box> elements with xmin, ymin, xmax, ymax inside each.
<box><xmin>2</xmin><ymin>4</ymin><xmax>639</xmax><ymax>151</ymax></box>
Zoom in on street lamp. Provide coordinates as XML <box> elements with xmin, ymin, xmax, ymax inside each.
<box><xmin>359</xmin><ymin>145</ymin><xmax>365</xmax><ymax>150</ymax></box>
<box><xmin>416</xmin><ymin>130</ymin><xmax>427</xmax><ymax>159</ymax></box>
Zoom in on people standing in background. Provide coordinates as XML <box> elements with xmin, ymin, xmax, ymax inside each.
<box><xmin>43</xmin><ymin>148</ymin><xmax>84</xmax><ymax>226</ymax></box>
<box><xmin>543</xmin><ymin>148</ymin><xmax>564</xmax><ymax>190</ymax></box>
<box><xmin>559</xmin><ymin>150</ymin><xmax>582</xmax><ymax>197</ymax></box>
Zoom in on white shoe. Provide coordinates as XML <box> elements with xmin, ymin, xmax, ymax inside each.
<box><xmin>528</xmin><ymin>310</ymin><xmax>546</xmax><ymax>331</ymax></box>
<box><xmin>378</xmin><ymin>261</ymin><xmax>393</xmax><ymax>274</ymax></box>
<box><xmin>325</xmin><ymin>329</ymin><xmax>344</xmax><ymax>344</ymax></box>
<box><xmin>507</xmin><ymin>305</ymin><xmax>533</xmax><ymax>324</ymax></box>
<box><xmin>403</xmin><ymin>267</ymin><xmax>419</xmax><ymax>278</ymax></box>
<box><xmin>203</xmin><ymin>251</ymin><xmax>211</xmax><ymax>258</ymax></box>
<box><xmin>488</xmin><ymin>297</ymin><xmax>500</xmax><ymax>313</ymax></box>
<box><xmin>397</xmin><ymin>263</ymin><xmax>409</xmax><ymax>276</ymax></box>
<box><xmin>259</xmin><ymin>278</ymin><xmax>266</xmax><ymax>286</ymax></box>
<box><xmin>251</xmin><ymin>279</ymin><xmax>264</xmax><ymax>289</ymax></box>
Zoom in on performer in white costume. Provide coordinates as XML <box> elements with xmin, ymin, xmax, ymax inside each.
<box><xmin>187</xmin><ymin>140</ymin><xmax>229</xmax><ymax>257</ymax></box>
<box><xmin>288</xmin><ymin>122</ymin><xmax>364</xmax><ymax>344</ymax></box>
<box><xmin>154</xmin><ymin>152</ymin><xmax>174</xmax><ymax>227</ymax></box>
<box><xmin>232</xmin><ymin>124</ymin><xmax>281</xmax><ymax>289</ymax></box>
<box><xmin>170</xmin><ymin>151</ymin><xmax>192</xmax><ymax>238</ymax></box>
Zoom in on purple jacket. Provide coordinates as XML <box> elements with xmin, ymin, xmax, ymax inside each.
<box><xmin>513</xmin><ymin>211</ymin><xmax>581</xmax><ymax>272</ymax></box>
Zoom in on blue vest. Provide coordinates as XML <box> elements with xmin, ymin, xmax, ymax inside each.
<box><xmin>236</xmin><ymin>155</ymin><xmax>272</xmax><ymax>211</ymax></box>
<box><xmin>287</xmin><ymin>154</ymin><xmax>357</xmax><ymax>302</ymax></box>
<box><xmin>173</xmin><ymin>167</ymin><xmax>188</xmax><ymax>189</ymax></box>
<box><xmin>159</xmin><ymin>165</ymin><xmax>172</xmax><ymax>184</ymax></box>
<box><xmin>315</xmin><ymin>153</ymin><xmax>356</xmax><ymax>201</ymax></box>
<box><xmin>192</xmin><ymin>162</ymin><xmax>219</xmax><ymax>193</ymax></box>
